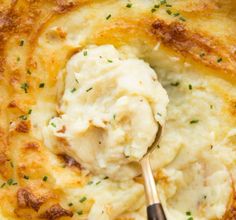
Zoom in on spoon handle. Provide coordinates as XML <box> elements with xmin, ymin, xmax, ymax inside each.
<box><xmin>147</xmin><ymin>203</ymin><xmax>166</xmax><ymax>220</ymax></box>
<box><xmin>141</xmin><ymin>157</ymin><xmax>167</xmax><ymax>220</ymax></box>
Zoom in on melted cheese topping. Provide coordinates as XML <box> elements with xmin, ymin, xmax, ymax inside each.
<box><xmin>1</xmin><ymin>0</ymin><xmax>236</xmax><ymax>220</ymax></box>
<box><xmin>47</xmin><ymin>45</ymin><xmax>168</xmax><ymax>179</ymax></box>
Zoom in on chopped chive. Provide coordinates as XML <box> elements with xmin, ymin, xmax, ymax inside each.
<box><xmin>179</xmin><ymin>17</ymin><xmax>186</xmax><ymax>22</ymax></box>
<box><xmin>186</xmin><ymin>211</ymin><xmax>191</xmax><ymax>216</ymax></box>
<box><xmin>157</xmin><ymin>112</ymin><xmax>162</xmax><ymax>116</ymax></box>
<box><xmin>23</xmin><ymin>175</ymin><xmax>29</xmax><ymax>180</ymax></box>
<box><xmin>173</xmin><ymin>12</ymin><xmax>180</xmax><ymax>17</ymax></box>
<box><xmin>77</xmin><ymin>210</ymin><xmax>83</xmax><ymax>215</ymax></box>
<box><xmin>166</xmin><ymin>9</ymin><xmax>172</xmax><ymax>15</ymax></box>
<box><xmin>210</xmin><ymin>105</ymin><xmax>213</xmax><ymax>109</ymax></box>
<box><xmin>50</xmin><ymin>122</ymin><xmax>56</xmax><ymax>128</ymax></box>
<box><xmin>79</xmin><ymin>196</ymin><xmax>87</xmax><ymax>203</ymax></box>
<box><xmin>160</xmin><ymin>0</ymin><xmax>166</xmax><ymax>5</ymax></box>
<box><xmin>190</xmin><ymin>120</ymin><xmax>199</xmax><ymax>124</ymax></box>
<box><xmin>87</xmin><ymin>181</ymin><xmax>93</xmax><ymax>185</ymax></box>
<box><xmin>154</xmin><ymin>4</ymin><xmax>160</xmax><ymax>8</ymax></box>
<box><xmin>28</xmin><ymin>109</ymin><xmax>32</xmax><ymax>114</ymax></box>
<box><xmin>106</xmin><ymin>14</ymin><xmax>111</xmax><ymax>20</ymax></box>
<box><xmin>21</xmin><ymin>83</ymin><xmax>29</xmax><ymax>93</ymax></box>
<box><xmin>86</xmin><ymin>87</ymin><xmax>93</xmax><ymax>92</ymax></box>
<box><xmin>39</xmin><ymin>83</ymin><xmax>45</xmax><ymax>88</ymax></box>
<box><xmin>166</xmin><ymin>4</ymin><xmax>172</xmax><ymax>7</ymax></box>
<box><xmin>83</xmin><ymin>51</ymin><xmax>88</xmax><ymax>56</ymax></box>
<box><xmin>12</xmin><ymin>182</ymin><xmax>17</xmax><ymax>185</ymax></box>
<box><xmin>19</xmin><ymin>40</ymin><xmax>24</xmax><ymax>46</ymax></box>
<box><xmin>42</xmin><ymin>176</ymin><xmax>48</xmax><ymax>182</ymax></box>
<box><xmin>103</xmin><ymin>176</ymin><xmax>109</xmax><ymax>180</ymax></box>
<box><xmin>113</xmin><ymin>114</ymin><xmax>116</xmax><ymax>120</ymax></box>
<box><xmin>19</xmin><ymin>115</ymin><xmax>28</xmax><ymax>120</ymax></box>
<box><xmin>96</xmin><ymin>181</ymin><xmax>101</xmax><ymax>185</ymax></box>
<box><xmin>126</xmin><ymin>3</ymin><xmax>132</xmax><ymax>8</ymax></box>
<box><xmin>217</xmin><ymin>58</ymin><xmax>222</xmax><ymax>63</ymax></box>
<box><xmin>10</xmin><ymin>161</ymin><xmax>14</xmax><ymax>168</ymax></box>
<box><xmin>27</xmin><ymin>69</ymin><xmax>32</xmax><ymax>75</ymax></box>
<box><xmin>188</xmin><ymin>84</ymin><xmax>192</xmax><ymax>90</ymax></box>
<box><xmin>107</xmin><ymin>59</ymin><xmax>113</xmax><ymax>63</ymax></box>
<box><xmin>170</xmin><ymin>82</ymin><xmax>179</xmax><ymax>87</ymax></box>
<box><xmin>200</xmin><ymin>53</ymin><xmax>205</xmax><ymax>58</ymax></box>
<box><xmin>71</xmin><ymin>88</ymin><xmax>76</xmax><ymax>93</ymax></box>
<box><xmin>187</xmin><ymin>218</ymin><xmax>193</xmax><ymax>220</ymax></box>
<box><xmin>68</xmin><ymin>203</ymin><xmax>73</xmax><ymax>207</ymax></box>
<box><xmin>7</xmin><ymin>179</ymin><xmax>13</xmax><ymax>185</ymax></box>
<box><xmin>17</xmin><ymin>57</ymin><xmax>20</xmax><ymax>62</ymax></box>
<box><xmin>151</xmin><ymin>8</ymin><xmax>156</xmax><ymax>13</ymax></box>
<box><xmin>0</xmin><ymin>183</ymin><xmax>5</xmax><ymax>188</ymax></box>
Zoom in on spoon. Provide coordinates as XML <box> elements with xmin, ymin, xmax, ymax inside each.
<box><xmin>140</xmin><ymin>122</ymin><xmax>167</xmax><ymax>220</ymax></box>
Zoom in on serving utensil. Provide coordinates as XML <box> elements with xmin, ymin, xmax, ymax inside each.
<box><xmin>140</xmin><ymin>122</ymin><xmax>166</xmax><ymax>220</ymax></box>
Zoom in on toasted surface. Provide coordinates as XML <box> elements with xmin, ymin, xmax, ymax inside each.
<box><xmin>0</xmin><ymin>0</ymin><xmax>236</xmax><ymax>220</ymax></box>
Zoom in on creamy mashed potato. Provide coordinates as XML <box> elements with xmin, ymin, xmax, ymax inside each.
<box><xmin>48</xmin><ymin>45</ymin><xmax>168</xmax><ymax>179</ymax></box>
<box><xmin>1</xmin><ymin>0</ymin><xmax>236</xmax><ymax>220</ymax></box>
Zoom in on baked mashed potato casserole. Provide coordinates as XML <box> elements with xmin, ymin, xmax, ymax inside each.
<box><xmin>1</xmin><ymin>0</ymin><xmax>236</xmax><ymax>219</ymax></box>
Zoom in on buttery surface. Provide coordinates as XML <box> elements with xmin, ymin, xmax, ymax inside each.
<box><xmin>0</xmin><ymin>0</ymin><xmax>236</xmax><ymax>220</ymax></box>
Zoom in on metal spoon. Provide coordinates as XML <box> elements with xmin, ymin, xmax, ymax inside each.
<box><xmin>140</xmin><ymin>122</ymin><xmax>166</xmax><ymax>220</ymax></box>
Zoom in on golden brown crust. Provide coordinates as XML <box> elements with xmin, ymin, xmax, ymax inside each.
<box><xmin>15</xmin><ymin>121</ymin><xmax>30</xmax><ymax>133</ymax></box>
<box><xmin>58</xmin><ymin>154</ymin><xmax>82</xmax><ymax>169</ymax></box>
<box><xmin>151</xmin><ymin>19</ymin><xmax>236</xmax><ymax>75</ymax></box>
<box><xmin>0</xmin><ymin>1</ymin><xmax>235</xmax><ymax>220</ymax></box>
<box><xmin>223</xmin><ymin>193</ymin><xmax>236</xmax><ymax>220</ymax></box>
<box><xmin>39</xmin><ymin>204</ymin><xmax>73</xmax><ymax>220</ymax></box>
<box><xmin>17</xmin><ymin>188</ymin><xmax>44</xmax><ymax>212</ymax></box>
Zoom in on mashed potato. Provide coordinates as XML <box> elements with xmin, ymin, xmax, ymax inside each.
<box><xmin>48</xmin><ymin>45</ymin><xmax>168</xmax><ymax>179</ymax></box>
<box><xmin>1</xmin><ymin>0</ymin><xmax>236</xmax><ymax>220</ymax></box>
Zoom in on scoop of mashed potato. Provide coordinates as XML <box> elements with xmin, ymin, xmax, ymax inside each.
<box><xmin>48</xmin><ymin>45</ymin><xmax>168</xmax><ymax>179</ymax></box>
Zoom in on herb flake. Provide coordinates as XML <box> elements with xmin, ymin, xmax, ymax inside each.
<box><xmin>7</xmin><ymin>179</ymin><xmax>14</xmax><ymax>185</ymax></box>
<box><xmin>96</xmin><ymin>181</ymin><xmax>101</xmax><ymax>185</ymax></box>
<box><xmin>87</xmin><ymin>181</ymin><xmax>93</xmax><ymax>185</ymax></box>
<box><xmin>170</xmin><ymin>82</ymin><xmax>180</xmax><ymax>87</ymax></box>
<box><xmin>51</xmin><ymin>123</ymin><xmax>56</xmax><ymax>128</ymax></box>
<box><xmin>77</xmin><ymin>210</ymin><xmax>83</xmax><ymax>215</ymax></box>
<box><xmin>151</xmin><ymin>8</ymin><xmax>156</xmax><ymax>13</ymax></box>
<box><xmin>160</xmin><ymin>0</ymin><xmax>166</xmax><ymax>5</ymax></box>
<box><xmin>86</xmin><ymin>87</ymin><xmax>93</xmax><ymax>92</ymax></box>
<box><xmin>179</xmin><ymin>17</ymin><xmax>186</xmax><ymax>22</ymax></box>
<box><xmin>190</xmin><ymin>120</ymin><xmax>199</xmax><ymax>124</ymax></box>
<box><xmin>106</xmin><ymin>14</ymin><xmax>111</xmax><ymax>20</ymax></box>
<box><xmin>39</xmin><ymin>83</ymin><xmax>45</xmax><ymax>88</ymax></box>
<box><xmin>71</xmin><ymin>88</ymin><xmax>76</xmax><ymax>93</ymax></box>
<box><xmin>21</xmin><ymin>83</ymin><xmax>29</xmax><ymax>93</ymax></box>
<box><xmin>217</xmin><ymin>57</ymin><xmax>223</xmax><ymax>63</ymax></box>
<box><xmin>173</xmin><ymin>12</ymin><xmax>180</xmax><ymax>17</ymax></box>
<box><xmin>79</xmin><ymin>196</ymin><xmax>87</xmax><ymax>203</ymax></box>
<box><xmin>166</xmin><ymin>9</ymin><xmax>172</xmax><ymax>15</ymax></box>
<box><xmin>19</xmin><ymin>40</ymin><xmax>24</xmax><ymax>46</ymax></box>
